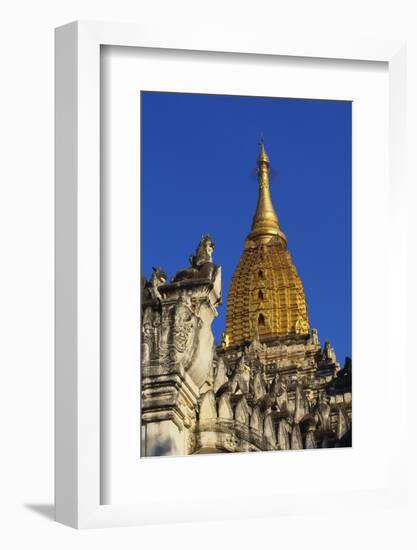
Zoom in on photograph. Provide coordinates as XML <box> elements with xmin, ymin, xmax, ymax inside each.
<box><xmin>140</xmin><ymin>91</ymin><xmax>352</xmax><ymax>457</ymax></box>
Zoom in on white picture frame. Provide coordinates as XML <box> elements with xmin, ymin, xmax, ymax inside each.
<box><xmin>55</xmin><ymin>21</ymin><xmax>407</xmax><ymax>529</ymax></box>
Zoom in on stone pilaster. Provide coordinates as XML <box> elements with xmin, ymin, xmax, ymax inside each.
<box><xmin>141</xmin><ymin>269</ymin><xmax>221</xmax><ymax>457</ymax></box>
<box><xmin>141</xmin><ymin>364</ymin><xmax>199</xmax><ymax>456</ymax></box>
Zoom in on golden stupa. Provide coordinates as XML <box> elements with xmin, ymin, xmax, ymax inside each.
<box><xmin>224</xmin><ymin>141</ymin><xmax>310</xmax><ymax>347</ymax></box>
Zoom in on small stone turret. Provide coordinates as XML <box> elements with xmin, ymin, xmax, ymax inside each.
<box><xmin>141</xmin><ymin>235</ymin><xmax>221</xmax><ymax>456</ymax></box>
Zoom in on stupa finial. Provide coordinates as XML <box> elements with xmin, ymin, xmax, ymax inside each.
<box><xmin>247</xmin><ymin>139</ymin><xmax>286</xmax><ymax>245</ymax></box>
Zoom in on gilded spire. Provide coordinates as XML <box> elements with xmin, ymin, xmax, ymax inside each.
<box><xmin>247</xmin><ymin>139</ymin><xmax>287</xmax><ymax>245</ymax></box>
<box><xmin>258</xmin><ymin>138</ymin><xmax>269</xmax><ymax>163</ymax></box>
<box><xmin>224</xmin><ymin>141</ymin><xmax>310</xmax><ymax>347</ymax></box>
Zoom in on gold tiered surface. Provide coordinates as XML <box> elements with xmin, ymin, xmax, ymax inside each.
<box><xmin>224</xmin><ymin>142</ymin><xmax>310</xmax><ymax>347</ymax></box>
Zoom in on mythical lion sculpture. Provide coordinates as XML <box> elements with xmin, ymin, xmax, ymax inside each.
<box><xmin>172</xmin><ymin>234</ymin><xmax>219</xmax><ymax>283</ymax></box>
<box><xmin>142</xmin><ymin>266</ymin><xmax>167</xmax><ymax>301</ymax></box>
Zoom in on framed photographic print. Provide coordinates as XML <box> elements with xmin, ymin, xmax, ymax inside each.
<box><xmin>55</xmin><ymin>21</ymin><xmax>408</xmax><ymax>528</ymax></box>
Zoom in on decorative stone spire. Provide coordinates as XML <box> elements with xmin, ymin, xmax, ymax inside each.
<box><xmin>247</xmin><ymin>139</ymin><xmax>287</xmax><ymax>246</ymax></box>
<box><xmin>224</xmin><ymin>140</ymin><xmax>310</xmax><ymax>347</ymax></box>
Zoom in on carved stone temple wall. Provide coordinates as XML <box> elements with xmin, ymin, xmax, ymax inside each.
<box><xmin>141</xmin><ymin>237</ymin><xmax>222</xmax><ymax>456</ymax></box>
<box><xmin>141</xmin><ymin>144</ymin><xmax>352</xmax><ymax>457</ymax></box>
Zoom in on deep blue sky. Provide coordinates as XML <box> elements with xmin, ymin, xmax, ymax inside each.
<box><xmin>141</xmin><ymin>92</ymin><xmax>352</xmax><ymax>364</ymax></box>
